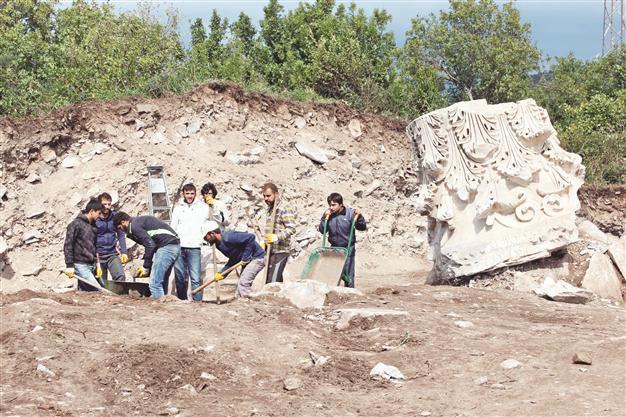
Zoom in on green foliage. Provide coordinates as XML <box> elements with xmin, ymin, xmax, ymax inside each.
<box><xmin>406</xmin><ymin>0</ymin><xmax>540</xmax><ymax>103</ymax></box>
<box><xmin>533</xmin><ymin>47</ymin><xmax>626</xmax><ymax>184</ymax></box>
<box><xmin>0</xmin><ymin>0</ymin><xmax>184</xmax><ymax>115</ymax></box>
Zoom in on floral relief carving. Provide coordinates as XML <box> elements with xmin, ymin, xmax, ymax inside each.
<box><xmin>406</xmin><ymin>99</ymin><xmax>584</xmax><ymax>283</ymax></box>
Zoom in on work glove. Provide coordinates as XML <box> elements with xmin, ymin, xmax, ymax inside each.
<box><xmin>214</xmin><ymin>272</ymin><xmax>224</xmax><ymax>282</ymax></box>
<box><xmin>260</xmin><ymin>241</ymin><xmax>266</xmax><ymax>250</ymax></box>
<box><xmin>119</xmin><ymin>254</ymin><xmax>129</xmax><ymax>264</ymax></box>
<box><xmin>95</xmin><ymin>265</ymin><xmax>103</xmax><ymax>279</ymax></box>
<box><xmin>265</xmin><ymin>233</ymin><xmax>278</xmax><ymax>245</ymax></box>
<box><xmin>64</xmin><ymin>268</ymin><xmax>75</xmax><ymax>278</ymax></box>
<box><xmin>134</xmin><ymin>266</ymin><xmax>149</xmax><ymax>278</ymax></box>
<box><xmin>204</xmin><ymin>195</ymin><xmax>215</xmax><ymax>205</ymax></box>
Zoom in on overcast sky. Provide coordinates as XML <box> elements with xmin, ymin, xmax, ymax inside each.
<box><xmin>85</xmin><ymin>1</ymin><xmax>607</xmax><ymax>61</ymax></box>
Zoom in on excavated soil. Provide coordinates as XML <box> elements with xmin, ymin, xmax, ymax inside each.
<box><xmin>1</xmin><ymin>274</ymin><xmax>625</xmax><ymax>417</ymax></box>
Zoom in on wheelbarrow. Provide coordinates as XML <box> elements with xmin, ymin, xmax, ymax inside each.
<box><xmin>104</xmin><ymin>280</ymin><xmax>151</xmax><ymax>297</ymax></box>
<box><xmin>300</xmin><ymin>213</ymin><xmax>359</xmax><ymax>286</ymax></box>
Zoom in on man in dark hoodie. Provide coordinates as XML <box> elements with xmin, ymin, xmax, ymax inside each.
<box><xmin>95</xmin><ymin>192</ymin><xmax>128</xmax><ymax>283</ymax></box>
<box><xmin>318</xmin><ymin>192</ymin><xmax>366</xmax><ymax>288</ymax></box>
<box><xmin>64</xmin><ymin>199</ymin><xmax>104</xmax><ymax>291</ymax></box>
<box><xmin>113</xmin><ymin>212</ymin><xmax>180</xmax><ymax>299</ymax></box>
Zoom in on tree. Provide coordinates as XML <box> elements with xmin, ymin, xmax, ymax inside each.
<box><xmin>405</xmin><ymin>0</ymin><xmax>540</xmax><ymax>103</ymax></box>
<box><xmin>190</xmin><ymin>17</ymin><xmax>206</xmax><ymax>47</ymax></box>
<box><xmin>206</xmin><ymin>9</ymin><xmax>228</xmax><ymax>63</ymax></box>
<box><xmin>231</xmin><ymin>12</ymin><xmax>256</xmax><ymax>54</ymax></box>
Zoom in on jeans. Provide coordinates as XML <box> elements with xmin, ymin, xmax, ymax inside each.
<box><xmin>236</xmin><ymin>258</ymin><xmax>266</xmax><ymax>298</ymax></box>
<box><xmin>99</xmin><ymin>253</ymin><xmax>125</xmax><ymax>282</ymax></box>
<box><xmin>174</xmin><ymin>247</ymin><xmax>202</xmax><ymax>302</ymax></box>
<box><xmin>150</xmin><ymin>244</ymin><xmax>180</xmax><ymax>299</ymax></box>
<box><xmin>75</xmin><ymin>263</ymin><xmax>102</xmax><ymax>292</ymax></box>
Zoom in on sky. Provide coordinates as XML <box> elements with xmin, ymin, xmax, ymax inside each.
<box><xmin>84</xmin><ymin>0</ymin><xmax>609</xmax><ymax>61</ymax></box>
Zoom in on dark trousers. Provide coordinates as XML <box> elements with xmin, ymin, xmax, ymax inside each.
<box><xmin>341</xmin><ymin>249</ymin><xmax>356</xmax><ymax>288</ymax></box>
<box><xmin>99</xmin><ymin>253</ymin><xmax>125</xmax><ymax>282</ymax></box>
<box><xmin>266</xmin><ymin>252</ymin><xmax>289</xmax><ymax>284</ymax></box>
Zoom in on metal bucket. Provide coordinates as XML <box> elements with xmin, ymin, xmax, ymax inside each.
<box><xmin>104</xmin><ymin>280</ymin><xmax>151</xmax><ymax>297</ymax></box>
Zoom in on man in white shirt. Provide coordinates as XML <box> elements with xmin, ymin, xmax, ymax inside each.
<box><xmin>171</xmin><ymin>183</ymin><xmax>209</xmax><ymax>301</ymax></box>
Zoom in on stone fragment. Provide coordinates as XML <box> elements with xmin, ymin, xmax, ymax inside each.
<box><xmin>294</xmin><ymin>142</ymin><xmax>329</xmax><ymax>164</ymax></box>
<box><xmin>577</xmin><ymin>220</ymin><xmax>611</xmax><ymax>244</ymax></box>
<box><xmin>474</xmin><ymin>376</ymin><xmax>489</xmax><ymax>385</ymax></box>
<box><xmin>454</xmin><ymin>320</ymin><xmax>474</xmax><ymax>328</ymax></box>
<box><xmin>37</xmin><ymin>364</ymin><xmax>55</xmax><ymax>377</ymax></box>
<box><xmin>253</xmin><ymin>280</ymin><xmax>361</xmax><ymax>309</ymax></box>
<box><xmin>0</xmin><ymin>185</ymin><xmax>7</xmax><ymax>200</ymax></box>
<box><xmin>406</xmin><ymin>99</ymin><xmax>584</xmax><ymax>283</ymax></box>
<box><xmin>25</xmin><ymin>173</ymin><xmax>41</xmax><ymax>183</ymax></box>
<box><xmin>61</xmin><ymin>156</ymin><xmax>80</xmax><ymax>169</ymax></box>
<box><xmin>26</xmin><ymin>207</ymin><xmax>45</xmax><ymax>219</ymax></box>
<box><xmin>335</xmin><ymin>308</ymin><xmax>408</xmax><ymax>330</ymax></box>
<box><xmin>225</xmin><ymin>147</ymin><xmax>263</xmax><ymax>165</ymax></box>
<box><xmin>500</xmin><ymin>359</ymin><xmax>521</xmax><ymax>369</ymax></box>
<box><xmin>283</xmin><ymin>376</ymin><xmax>302</xmax><ymax>391</ymax></box>
<box><xmin>370</xmin><ymin>362</ymin><xmax>405</xmax><ymax>380</ymax></box>
<box><xmin>0</xmin><ymin>237</ymin><xmax>7</xmax><ymax>255</ymax></box>
<box><xmin>293</xmin><ymin>117</ymin><xmax>306</xmax><ymax>129</ymax></box>
<box><xmin>200</xmin><ymin>372</ymin><xmax>217</xmax><ymax>380</ymax></box>
<box><xmin>572</xmin><ymin>352</ymin><xmax>592</xmax><ymax>365</ymax></box>
<box><xmin>348</xmin><ymin>119</ymin><xmax>362</xmax><ymax>138</ymax></box>
<box><xmin>581</xmin><ymin>252</ymin><xmax>623</xmax><ymax>303</ymax></box>
<box><xmin>21</xmin><ymin>264</ymin><xmax>43</xmax><ymax>276</ymax></box>
<box><xmin>533</xmin><ymin>276</ymin><xmax>594</xmax><ymax>304</ymax></box>
<box><xmin>32</xmin><ymin>325</ymin><xmax>44</xmax><ymax>332</ymax></box>
<box><xmin>365</xmin><ymin>180</ymin><xmax>382</xmax><ymax>196</ymax></box>
<box><xmin>136</xmin><ymin>103</ymin><xmax>158</xmax><ymax>113</ymax></box>
<box><xmin>309</xmin><ymin>351</ymin><xmax>330</xmax><ymax>366</ymax></box>
<box><xmin>607</xmin><ymin>236</ymin><xmax>625</xmax><ymax>280</ymax></box>
<box><xmin>22</xmin><ymin>230</ymin><xmax>41</xmax><ymax>244</ymax></box>
<box><xmin>179</xmin><ymin>384</ymin><xmax>197</xmax><ymax>395</ymax></box>
<box><xmin>41</xmin><ymin>147</ymin><xmax>57</xmax><ymax>163</ymax></box>
<box><xmin>187</xmin><ymin>118</ymin><xmax>202</xmax><ymax>135</ymax></box>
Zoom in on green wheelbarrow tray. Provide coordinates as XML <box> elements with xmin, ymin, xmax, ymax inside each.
<box><xmin>300</xmin><ymin>246</ymin><xmax>348</xmax><ymax>286</ymax></box>
<box><xmin>104</xmin><ymin>280</ymin><xmax>151</xmax><ymax>297</ymax></box>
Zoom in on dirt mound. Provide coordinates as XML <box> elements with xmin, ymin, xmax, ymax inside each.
<box><xmin>0</xmin><ymin>81</ymin><xmax>425</xmax><ymax>293</ymax></box>
<box><xmin>578</xmin><ymin>184</ymin><xmax>626</xmax><ymax>236</ymax></box>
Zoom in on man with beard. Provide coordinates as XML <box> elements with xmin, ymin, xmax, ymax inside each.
<box><xmin>171</xmin><ymin>183</ymin><xmax>208</xmax><ymax>301</ymax></box>
<box><xmin>258</xmin><ymin>182</ymin><xmax>296</xmax><ymax>283</ymax></box>
<box><xmin>95</xmin><ymin>192</ymin><xmax>128</xmax><ymax>283</ymax></box>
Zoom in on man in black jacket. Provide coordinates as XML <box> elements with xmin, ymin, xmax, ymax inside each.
<box><xmin>318</xmin><ymin>192</ymin><xmax>367</xmax><ymax>288</ymax></box>
<box><xmin>64</xmin><ymin>199</ymin><xmax>104</xmax><ymax>291</ymax></box>
<box><xmin>113</xmin><ymin>212</ymin><xmax>180</xmax><ymax>299</ymax></box>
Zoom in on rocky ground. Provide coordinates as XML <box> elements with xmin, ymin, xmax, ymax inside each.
<box><xmin>1</xmin><ymin>83</ymin><xmax>625</xmax><ymax>416</ymax></box>
<box><xmin>1</xmin><ymin>271</ymin><xmax>624</xmax><ymax>417</ymax></box>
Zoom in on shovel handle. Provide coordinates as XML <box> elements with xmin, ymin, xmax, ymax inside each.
<box><xmin>192</xmin><ymin>261</ymin><xmax>245</xmax><ymax>295</ymax></box>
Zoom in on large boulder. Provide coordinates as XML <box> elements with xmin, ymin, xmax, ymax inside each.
<box><xmin>406</xmin><ymin>99</ymin><xmax>584</xmax><ymax>283</ymax></box>
<box><xmin>252</xmin><ymin>280</ymin><xmax>361</xmax><ymax>309</ymax></box>
<box><xmin>581</xmin><ymin>252</ymin><xmax>623</xmax><ymax>303</ymax></box>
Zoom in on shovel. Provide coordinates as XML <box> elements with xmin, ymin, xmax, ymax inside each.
<box><xmin>192</xmin><ymin>261</ymin><xmax>245</xmax><ymax>295</ymax></box>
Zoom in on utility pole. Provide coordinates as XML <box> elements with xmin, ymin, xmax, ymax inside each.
<box><xmin>603</xmin><ymin>0</ymin><xmax>625</xmax><ymax>55</ymax></box>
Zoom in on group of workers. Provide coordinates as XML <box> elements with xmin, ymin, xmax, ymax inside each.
<box><xmin>63</xmin><ymin>182</ymin><xmax>367</xmax><ymax>300</ymax></box>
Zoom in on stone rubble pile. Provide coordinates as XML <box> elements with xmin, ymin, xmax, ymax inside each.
<box><xmin>0</xmin><ymin>85</ymin><xmax>427</xmax><ymax>290</ymax></box>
